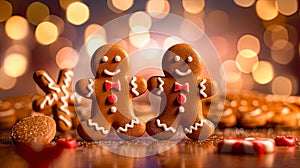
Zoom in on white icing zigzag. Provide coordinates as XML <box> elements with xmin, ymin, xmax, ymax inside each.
<box><xmin>86</xmin><ymin>79</ymin><xmax>94</xmax><ymax>98</ymax></box>
<box><xmin>117</xmin><ymin>118</ymin><xmax>140</xmax><ymax>133</ymax></box>
<box><xmin>199</xmin><ymin>79</ymin><xmax>207</xmax><ymax>98</ymax></box>
<box><xmin>59</xmin><ymin>115</ymin><xmax>72</xmax><ymax>127</ymax></box>
<box><xmin>40</xmin><ymin>93</ymin><xmax>58</xmax><ymax>109</ymax></box>
<box><xmin>130</xmin><ymin>77</ymin><xmax>139</xmax><ymax>96</ymax></box>
<box><xmin>184</xmin><ymin>119</ymin><xmax>204</xmax><ymax>134</ymax></box>
<box><xmin>156</xmin><ymin>119</ymin><xmax>176</xmax><ymax>133</ymax></box>
<box><xmin>42</xmin><ymin>72</ymin><xmax>61</xmax><ymax>93</ymax></box>
<box><xmin>59</xmin><ymin>70</ymin><xmax>73</xmax><ymax>116</ymax></box>
<box><xmin>88</xmin><ymin>119</ymin><xmax>109</xmax><ymax>135</ymax></box>
<box><xmin>156</xmin><ymin>77</ymin><xmax>164</xmax><ymax>95</ymax></box>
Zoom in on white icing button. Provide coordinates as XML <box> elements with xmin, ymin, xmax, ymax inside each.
<box><xmin>111</xmin><ymin>106</ymin><xmax>117</xmax><ymax>113</ymax></box>
<box><xmin>187</xmin><ymin>56</ymin><xmax>193</xmax><ymax>63</ymax></box>
<box><xmin>179</xmin><ymin>106</ymin><xmax>185</xmax><ymax>113</ymax></box>
<box><xmin>174</xmin><ymin>55</ymin><xmax>180</xmax><ymax>62</ymax></box>
<box><xmin>102</xmin><ymin>56</ymin><xmax>108</xmax><ymax>62</ymax></box>
<box><xmin>115</xmin><ymin>55</ymin><xmax>121</xmax><ymax>62</ymax></box>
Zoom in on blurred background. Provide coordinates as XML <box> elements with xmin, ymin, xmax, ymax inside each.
<box><xmin>0</xmin><ymin>0</ymin><xmax>299</xmax><ymax>99</ymax></box>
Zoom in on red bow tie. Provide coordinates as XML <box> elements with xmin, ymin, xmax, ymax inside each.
<box><xmin>105</xmin><ymin>80</ymin><xmax>121</xmax><ymax>91</ymax></box>
<box><xmin>174</xmin><ymin>82</ymin><xmax>189</xmax><ymax>93</ymax></box>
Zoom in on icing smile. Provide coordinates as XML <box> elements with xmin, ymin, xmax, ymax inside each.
<box><xmin>104</xmin><ymin>69</ymin><xmax>121</xmax><ymax>76</ymax></box>
<box><xmin>175</xmin><ymin>69</ymin><xmax>192</xmax><ymax>76</ymax></box>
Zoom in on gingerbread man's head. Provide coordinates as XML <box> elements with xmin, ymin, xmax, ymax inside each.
<box><xmin>91</xmin><ymin>44</ymin><xmax>129</xmax><ymax>78</ymax></box>
<box><xmin>162</xmin><ymin>43</ymin><xmax>203</xmax><ymax>79</ymax></box>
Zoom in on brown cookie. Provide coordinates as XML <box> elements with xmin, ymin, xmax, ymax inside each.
<box><xmin>0</xmin><ymin>100</ymin><xmax>17</xmax><ymax>130</ymax></box>
<box><xmin>146</xmin><ymin>43</ymin><xmax>216</xmax><ymax>140</ymax></box>
<box><xmin>11</xmin><ymin>115</ymin><xmax>56</xmax><ymax>145</ymax></box>
<box><xmin>76</xmin><ymin>44</ymin><xmax>147</xmax><ymax>140</ymax></box>
<box><xmin>32</xmin><ymin>68</ymin><xmax>74</xmax><ymax>132</ymax></box>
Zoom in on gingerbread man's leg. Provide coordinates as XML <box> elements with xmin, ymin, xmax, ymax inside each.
<box><xmin>77</xmin><ymin>103</ymin><xmax>112</xmax><ymax>141</ymax></box>
<box><xmin>183</xmin><ymin>115</ymin><xmax>215</xmax><ymax>140</ymax></box>
<box><xmin>113</xmin><ymin>116</ymin><xmax>146</xmax><ymax>140</ymax></box>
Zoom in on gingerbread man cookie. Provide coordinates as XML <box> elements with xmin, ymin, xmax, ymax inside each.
<box><xmin>146</xmin><ymin>43</ymin><xmax>216</xmax><ymax>140</ymax></box>
<box><xmin>32</xmin><ymin>68</ymin><xmax>74</xmax><ymax>132</ymax></box>
<box><xmin>76</xmin><ymin>44</ymin><xmax>147</xmax><ymax>140</ymax></box>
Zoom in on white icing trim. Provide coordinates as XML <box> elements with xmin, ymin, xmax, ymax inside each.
<box><xmin>281</xmin><ymin>107</ymin><xmax>290</xmax><ymax>115</ymax></box>
<box><xmin>111</xmin><ymin>106</ymin><xmax>117</xmax><ymax>113</ymax></box>
<box><xmin>184</xmin><ymin>119</ymin><xmax>204</xmax><ymax>134</ymax></box>
<box><xmin>0</xmin><ymin>109</ymin><xmax>15</xmax><ymax>117</ymax></box>
<box><xmin>248</xmin><ymin>108</ymin><xmax>262</xmax><ymax>117</ymax></box>
<box><xmin>42</xmin><ymin>72</ymin><xmax>61</xmax><ymax>93</ymax></box>
<box><xmin>117</xmin><ymin>118</ymin><xmax>140</xmax><ymax>133</ymax></box>
<box><xmin>156</xmin><ymin>77</ymin><xmax>164</xmax><ymax>95</ymax></box>
<box><xmin>59</xmin><ymin>70</ymin><xmax>73</xmax><ymax>116</ymax></box>
<box><xmin>130</xmin><ymin>77</ymin><xmax>139</xmax><ymax>96</ymax></box>
<box><xmin>40</xmin><ymin>93</ymin><xmax>58</xmax><ymax>109</ymax></box>
<box><xmin>59</xmin><ymin>115</ymin><xmax>72</xmax><ymax>127</ymax></box>
<box><xmin>104</xmin><ymin>69</ymin><xmax>121</xmax><ymax>76</ymax></box>
<box><xmin>86</xmin><ymin>79</ymin><xmax>94</xmax><ymax>98</ymax></box>
<box><xmin>223</xmin><ymin>108</ymin><xmax>233</xmax><ymax>117</ymax></box>
<box><xmin>199</xmin><ymin>79</ymin><xmax>207</xmax><ymax>98</ymax></box>
<box><xmin>179</xmin><ymin>106</ymin><xmax>185</xmax><ymax>113</ymax></box>
<box><xmin>88</xmin><ymin>119</ymin><xmax>109</xmax><ymax>135</ymax></box>
<box><xmin>156</xmin><ymin>119</ymin><xmax>176</xmax><ymax>133</ymax></box>
<box><xmin>175</xmin><ymin>69</ymin><xmax>191</xmax><ymax>77</ymax></box>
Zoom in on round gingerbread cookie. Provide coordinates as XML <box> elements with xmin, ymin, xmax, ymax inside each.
<box><xmin>0</xmin><ymin>100</ymin><xmax>17</xmax><ymax>130</ymax></box>
<box><xmin>11</xmin><ymin>115</ymin><xmax>56</xmax><ymax>145</ymax></box>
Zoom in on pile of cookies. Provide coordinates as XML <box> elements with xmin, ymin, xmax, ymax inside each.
<box><xmin>204</xmin><ymin>91</ymin><xmax>300</xmax><ymax>128</ymax></box>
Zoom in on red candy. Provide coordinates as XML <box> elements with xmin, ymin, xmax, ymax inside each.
<box><xmin>56</xmin><ymin>138</ymin><xmax>77</xmax><ymax>148</ymax></box>
<box><xmin>275</xmin><ymin>136</ymin><xmax>296</xmax><ymax>146</ymax></box>
<box><xmin>218</xmin><ymin>138</ymin><xmax>275</xmax><ymax>155</ymax></box>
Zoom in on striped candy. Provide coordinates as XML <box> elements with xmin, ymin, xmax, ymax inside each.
<box><xmin>217</xmin><ymin>138</ymin><xmax>275</xmax><ymax>155</ymax></box>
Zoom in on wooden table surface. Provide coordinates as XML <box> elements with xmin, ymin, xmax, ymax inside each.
<box><xmin>1</xmin><ymin>128</ymin><xmax>300</xmax><ymax>168</ymax></box>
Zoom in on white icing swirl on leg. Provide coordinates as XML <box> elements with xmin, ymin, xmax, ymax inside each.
<box><xmin>40</xmin><ymin>93</ymin><xmax>58</xmax><ymax>109</ymax></box>
<box><xmin>42</xmin><ymin>72</ymin><xmax>61</xmax><ymax>93</ymax></box>
<box><xmin>199</xmin><ymin>79</ymin><xmax>207</xmax><ymax>98</ymax></box>
<box><xmin>86</xmin><ymin>79</ymin><xmax>94</xmax><ymax>98</ymax></box>
<box><xmin>88</xmin><ymin>119</ymin><xmax>109</xmax><ymax>135</ymax></box>
<box><xmin>59</xmin><ymin>70</ymin><xmax>73</xmax><ymax>116</ymax></box>
<box><xmin>156</xmin><ymin>119</ymin><xmax>176</xmax><ymax>133</ymax></box>
<box><xmin>130</xmin><ymin>77</ymin><xmax>139</xmax><ymax>96</ymax></box>
<box><xmin>156</xmin><ymin>77</ymin><xmax>164</xmax><ymax>95</ymax></box>
<box><xmin>184</xmin><ymin>119</ymin><xmax>204</xmax><ymax>134</ymax></box>
<box><xmin>117</xmin><ymin>118</ymin><xmax>140</xmax><ymax>133</ymax></box>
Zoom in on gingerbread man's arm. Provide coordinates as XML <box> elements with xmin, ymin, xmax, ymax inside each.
<box><xmin>128</xmin><ymin>76</ymin><xmax>147</xmax><ymax>98</ymax></box>
<box><xmin>198</xmin><ymin>78</ymin><xmax>217</xmax><ymax>99</ymax></box>
<box><xmin>75</xmin><ymin>78</ymin><xmax>95</xmax><ymax>99</ymax></box>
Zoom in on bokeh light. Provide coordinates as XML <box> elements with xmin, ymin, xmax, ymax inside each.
<box><xmin>209</xmin><ymin>36</ymin><xmax>228</xmax><ymax>58</ymax></box>
<box><xmin>112</xmin><ymin>0</ymin><xmax>134</xmax><ymax>12</ymax></box>
<box><xmin>146</xmin><ymin>0</ymin><xmax>170</xmax><ymax>19</ymax></box>
<box><xmin>50</xmin><ymin>37</ymin><xmax>73</xmax><ymax>58</ymax></box>
<box><xmin>182</xmin><ymin>0</ymin><xmax>205</xmax><ymax>14</ymax></box>
<box><xmin>252</xmin><ymin>61</ymin><xmax>274</xmax><ymax>84</ymax></box>
<box><xmin>235</xmin><ymin>49</ymin><xmax>259</xmax><ymax>73</ymax></box>
<box><xmin>237</xmin><ymin>34</ymin><xmax>260</xmax><ymax>53</ymax></box>
<box><xmin>129</xmin><ymin>26</ymin><xmax>150</xmax><ymax>48</ymax></box>
<box><xmin>272</xmin><ymin>76</ymin><xmax>293</xmax><ymax>95</ymax></box>
<box><xmin>0</xmin><ymin>68</ymin><xmax>17</xmax><ymax>90</ymax></box>
<box><xmin>221</xmin><ymin>60</ymin><xmax>242</xmax><ymax>83</ymax></box>
<box><xmin>59</xmin><ymin>0</ymin><xmax>81</xmax><ymax>10</ymax></box>
<box><xmin>44</xmin><ymin>15</ymin><xmax>65</xmax><ymax>35</ymax></box>
<box><xmin>271</xmin><ymin>41</ymin><xmax>294</xmax><ymax>65</ymax></box>
<box><xmin>35</xmin><ymin>21</ymin><xmax>59</xmax><ymax>45</ymax></box>
<box><xmin>233</xmin><ymin>0</ymin><xmax>255</xmax><ymax>8</ymax></box>
<box><xmin>129</xmin><ymin>11</ymin><xmax>152</xmax><ymax>30</ymax></box>
<box><xmin>163</xmin><ymin>36</ymin><xmax>184</xmax><ymax>50</ymax></box>
<box><xmin>84</xmin><ymin>24</ymin><xmax>106</xmax><ymax>42</ymax></box>
<box><xmin>5</xmin><ymin>15</ymin><xmax>29</xmax><ymax>40</ymax></box>
<box><xmin>26</xmin><ymin>1</ymin><xmax>50</xmax><ymax>25</ymax></box>
<box><xmin>56</xmin><ymin>47</ymin><xmax>79</xmax><ymax>69</ymax></box>
<box><xmin>205</xmin><ymin>10</ymin><xmax>229</xmax><ymax>35</ymax></box>
<box><xmin>255</xmin><ymin>0</ymin><xmax>278</xmax><ymax>21</ymax></box>
<box><xmin>276</xmin><ymin>0</ymin><xmax>298</xmax><ymax>16</ymax></box>
<box><xmin>180</xmin><ymin>20</ymin><xmax>204</xmax><ymax>42</ymax></box>
<box><xmin>0</xmin><ymin>1</ymin><xmax>13</xmax><ymax>22</ymax></box>
<box><xmin>66</xmin><ymin>2</ymin><xmax>90</xmax><ymax>25</ymax></box>
<box><xmin>263</xmin><ymin>24</ymin><xmax>288</xmax><ymax>49</ymax></box>
<box><xmin>3</xmin><ymin>53</ymin><xmax>28</xmax><ymax>78</ymax></box>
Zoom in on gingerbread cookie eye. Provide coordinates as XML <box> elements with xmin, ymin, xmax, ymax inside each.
<box><xmin>114</xmin><ymin>55</ymin><xmax>121</xmax><ymax>62</ymax></box>
<box><xmin>102</xmin><ymin>56</ymin><xmax>109</xmax><ymax>62</ymax></box>
<box><xmin>174</xmin><ymin>55</ymin><xmax>180</xmax><ymax>62</ymax></box>
<box><xmin>187</xmin><ymin>56</ymin><xmax>193</xmax><ymax>63</ymax></box>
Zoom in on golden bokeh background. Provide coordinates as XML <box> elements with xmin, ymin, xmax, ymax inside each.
<box><xmin>0</xmin><ymin>0</ymin><xmax>299</xmax><ymax>98</ymax></box>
